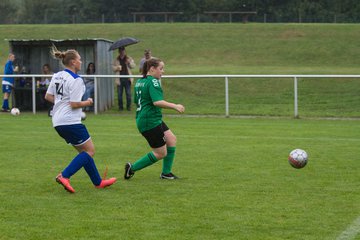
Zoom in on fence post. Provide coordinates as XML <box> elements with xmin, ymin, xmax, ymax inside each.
<box><xmin>94</xmin><ymin>76</ymin><xmax>98</xmax><ymax>115</ymax></box>
<box><xmin>294</xmin><ymin>76</ymin><xmax>298</xmax><ymax>118</ymax></box>
<box><xmin>32</xmin><ymin>77</ymin><xmax>36</xmax><ymax>114</ymax></box>
<box><xmin>225</xmin><ymin>76</ymin><xmax>229</xmax><ymax>117</ymax></box>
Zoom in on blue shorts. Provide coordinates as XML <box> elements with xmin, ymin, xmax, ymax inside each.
<box><xmin>55</xmin><ymin>124</ymin><xmax>91</xmax><ymax>146</ymax></box>
<box><xmin>2</xmin><ymin>85</ymin><xmax>12</xmax><ymax>93</ymax></box>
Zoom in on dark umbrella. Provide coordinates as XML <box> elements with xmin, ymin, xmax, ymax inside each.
<box><xmin>108</xmin><ymin>37</ymin><xmax>140</xmax><ymax>51</ymax></box>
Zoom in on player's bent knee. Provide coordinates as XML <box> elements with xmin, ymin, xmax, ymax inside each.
<box><xmin>153</xmin><ymin>150</ymin><xmax>167</xmax><ymax>160</ymax></box>
<box><xmin>84</xmin><ymin>150</ymin><xmax>95</xmax><ymax>157</ymax></box>
<box><xmin>166</xmin><ymin>134</ymin><xmax>177</xmax><ymax>146</ymax></box>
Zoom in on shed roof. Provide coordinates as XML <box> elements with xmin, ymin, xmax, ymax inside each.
<box><xmin>5</xmin><ymin>38</ymin><xmax>114</xmax><ymax>46</ymax></box>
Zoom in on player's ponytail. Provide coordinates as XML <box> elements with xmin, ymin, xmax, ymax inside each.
<box><xmin>50</xmin><ymin>44</ymin><xmax>79</xmax><ymax>67</ymax></box>
<box><xmin>142</xmin><ymin>58</ymin><xmax>162</xmax><ymax>78</ymax></box>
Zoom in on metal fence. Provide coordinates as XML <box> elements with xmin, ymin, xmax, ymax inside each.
<box><xmin>2</xmin><ymin>74</ymin><xmax>360</xmax><ymax>117</ymax></box>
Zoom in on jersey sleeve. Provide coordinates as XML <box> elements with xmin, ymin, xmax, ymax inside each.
<box><xmin>46</xmin><ymin>75</ymin><xmax>56</xmax><ymax>95</ymax></box>
<box><xmin>149</xmin><ymin>78</ymin><xmax>163</xmax><ymax>102</ymax></box>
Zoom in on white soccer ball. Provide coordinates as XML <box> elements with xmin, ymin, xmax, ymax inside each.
<box><xmin>81</xmin><ymin>111</ymin><xmax>86</xmax><ymax>121</ymax></box>
<box><xmin>288</xmin><ymin>149</ymin><xmax>308</xmax><ymax>169</ymax></box>
<box><xmin>10</xmin><ymin>108</ymin><xmax>20</xmax><ymax>116</ymax></box>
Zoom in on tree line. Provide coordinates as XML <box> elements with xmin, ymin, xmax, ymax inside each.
<box><xmin>1</xmin><ymin>0</ymin><xmax>360</xmax><ymax>24</ymax></box>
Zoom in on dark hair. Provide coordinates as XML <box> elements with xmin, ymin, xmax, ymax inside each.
<box><xmin>42</xmin><ymin>63</ymin><xmax>52</xmax><ymax>74</ymax></box>
<box><xmin>50</xmin><ymin>45</ymin><xmax>79</xmax><ymax>67</ymax></box>
<box><xmin>117</xmin><ymin>47</ymin><xmax>127</xmax><ymax>62</ymax></box>
<box><xmin>86</xmin><ymin>62</ymin><xmax>95</xmax><ymax>74</ymax></box>
<box><xmin>142</xmin><ymin>58</ymin><xmax>163</xmax><ymax>78</ymax></box>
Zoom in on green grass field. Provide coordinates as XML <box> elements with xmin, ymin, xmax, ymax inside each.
<box><xmin>0</xmin><ymin>113</ymin><xmax>359</xmax><ymax>239</ymax></box>
<box><xmin>0</xmin><ymin>23</ymin><xmax>360</xmax><ymax>239</ymax></box>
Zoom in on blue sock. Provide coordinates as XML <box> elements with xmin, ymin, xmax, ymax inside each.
<box><xmin>62</xmin><ymin>151</ymin><xmax>101</xmax><ymax>185</ymax></box>
<box><xmin>62</xmin><ymin>152</ymin><xmax>86</xmax><ymax>178</ymax></box>
<box><xmin>2</xmin><ymin>99</ymin><xmax>8</xmax><ymax>109</ymax></box>
<box><xmin>82</xmin><ymin>152</ymin><xmax>102</xmax><ymax>186</ymax></box>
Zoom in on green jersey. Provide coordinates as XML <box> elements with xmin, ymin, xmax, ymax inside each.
<box><xmin>134</xmin><ymin>75</ymin><xmax>164</xmax><ymax>133</ymax></box>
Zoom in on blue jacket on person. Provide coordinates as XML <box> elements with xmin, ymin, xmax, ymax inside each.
<box><xmin>2</xmin><ymin>60</ymin><xmax>15</xmax><ymax>86</ymax></box>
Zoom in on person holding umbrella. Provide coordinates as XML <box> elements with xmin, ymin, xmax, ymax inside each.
<box><xmin>112</xmin><ymin>46</ymin><xmax>136</xmax><ymax>111</ymax></box>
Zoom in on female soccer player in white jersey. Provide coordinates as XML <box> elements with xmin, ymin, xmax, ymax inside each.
<box><xmin>45</xmin><ymin>46</ymin><xmax>116</xmax><ymax>193</ymax></box>
<box><xmin>124</xmin><ymin>58</ymin><xmax>185</xmax><ymax>180</ymax></box>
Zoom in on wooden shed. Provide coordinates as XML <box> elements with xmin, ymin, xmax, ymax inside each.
<box><xmin>8</xmin><ymin>38</ymin><xmax>114</xmax><ymax>112</ymax></box>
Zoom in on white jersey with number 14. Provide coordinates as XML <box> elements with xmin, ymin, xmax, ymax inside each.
<box><xmin>46</xmin><ymin>69</ymin><xmax>85</xmax><ymax>127</ymax></box>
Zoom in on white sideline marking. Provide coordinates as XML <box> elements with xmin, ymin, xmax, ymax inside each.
<box><xmin>336</xmin><ymin>216</ymin><xmax>360</xmax><ymax>240</ymax></box>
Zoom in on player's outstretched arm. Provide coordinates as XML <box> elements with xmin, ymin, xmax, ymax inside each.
<box><xmin>70</xmin><ymin>98</ymin><xmax>93</xmax><ymax>109</ymax></box>
<box><xmin>153</xmin><ymin>100</ymin><xmax>185</xmax><ymax>113</ymax></box>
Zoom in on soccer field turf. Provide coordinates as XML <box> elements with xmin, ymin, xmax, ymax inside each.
<box><xmin>0</xmin><ymin>113</ymin><xmax>359</xmax><ymax>240</ymax></box>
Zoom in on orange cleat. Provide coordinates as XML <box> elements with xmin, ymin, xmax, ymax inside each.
<box><xmin>56</xmin><ymin>173</ymin><xmax>75</xmax><ymax>193</ymax></box>
<box><xmin>95</xmin><ymin>177</ymin><xmax>117</xmax><ymax>189</ymax></box>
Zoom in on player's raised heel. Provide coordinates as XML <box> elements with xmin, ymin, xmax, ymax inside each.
<box><xmin>55</xmin><ymin>173</ymin><xmax>75</xmax><ymax>193</ymax></box>
<box><xmin>95</xmin><ymin>177</ymin><xmax>117</xmax><ymax>189</ymax></box>
<box><xmin>124</xmin><ymin>162</ymin><xmax>135</xmax><ymax>180</ymax></box>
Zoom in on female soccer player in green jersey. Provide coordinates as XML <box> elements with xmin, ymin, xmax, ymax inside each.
<box><xmin>124</xmin><ymin>58</ymin><xmax>185</xmax><ymax>180</ymax></box>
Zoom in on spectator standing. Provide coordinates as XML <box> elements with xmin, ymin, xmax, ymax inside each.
<box><xmin>45</xmin><ymin>46</ymin><xmax>116</xmax><ymax>193</ymax></box>
<box><xmin>139</xmin><ymin>49</ymin><xmax>153</xmax><ymax>73</ymax></box>
<box><xmin>2</xmin><ymin>53</ymin><xmax>18</xmax><ymax>112</ymax></box>
<box><xmin>112</xmin><ymin>47</ymin><xmax>135</xmax><ymax>111</ymax></box>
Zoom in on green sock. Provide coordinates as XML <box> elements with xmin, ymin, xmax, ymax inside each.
<box><xmin>162</xmin><ymin>146</ymin><xmax>176</xmax><ymax>174</ymax></box>
<box><xmin>132</xmin><ymin>152</ymin><xmax>158</xmax><ymax>171</ymax></box>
